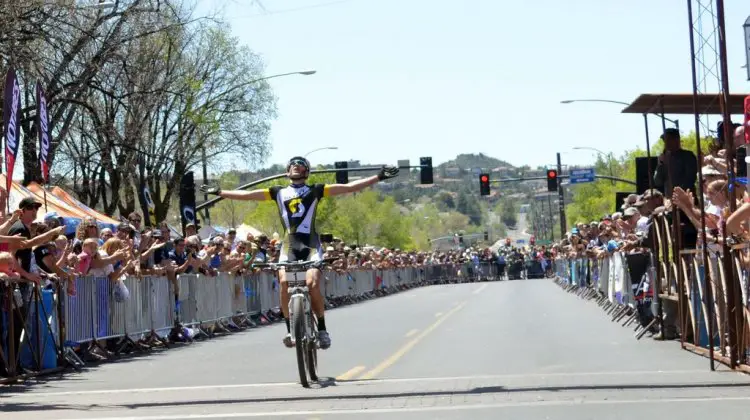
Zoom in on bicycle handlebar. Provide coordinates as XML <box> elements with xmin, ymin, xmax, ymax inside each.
<box><xmin>253</xmin><ymin>257</ymin><xmax>338</xmax><ymax>271</ymax></box>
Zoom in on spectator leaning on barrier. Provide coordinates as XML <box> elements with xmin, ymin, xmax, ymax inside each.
<box><xmin>654</xmin><ymin>128</ymin><xmax>699</xmax><ymax>248</ymax></box>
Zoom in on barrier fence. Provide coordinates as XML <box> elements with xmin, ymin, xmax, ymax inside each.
<box><xmin>553</xmin><ymin>210</ymin><xmax>750</xmax><ymax>373</ymax></box>
<box><xmin>0</xmin><ymin>261</ymin><xmax>496</xmax><ymax>383</ymax></box>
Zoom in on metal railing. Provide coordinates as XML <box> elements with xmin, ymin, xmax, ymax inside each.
<box><xmin>0</xmin><ymin>262</ymin><xmax>488</xmax><ymax>383</ymax></box>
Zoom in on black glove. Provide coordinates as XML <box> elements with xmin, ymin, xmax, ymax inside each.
<box><xmin>377</xmin><ymin>165</ymin><xmax>399</xmax><ymax>181</ymax></box>
<box><xmin>200</xmin><ymin>184</ymin><xmax>221</xmax><ymax>195</ymax></box>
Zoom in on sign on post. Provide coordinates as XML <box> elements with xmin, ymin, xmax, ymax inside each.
<box><xmin>569</xmin><ymin>168</ymin><xmax>595</xmax><ymax>184</ymax></box>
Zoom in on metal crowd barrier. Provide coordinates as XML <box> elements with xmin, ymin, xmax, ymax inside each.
<box><xmin>555</xmin><ymin>252</ymin><xmax>657</xmax><ymax>340</ymax></box>
<box><xmin>1</xmin><ymin>263</ymin><xmax>491</xmax><ymax>383</ymax></box>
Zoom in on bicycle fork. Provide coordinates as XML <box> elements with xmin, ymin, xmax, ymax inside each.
<box><xmin>289</xmin><ymin>292</ymin><xmax>314</xmax><ymax>343</ymax></box>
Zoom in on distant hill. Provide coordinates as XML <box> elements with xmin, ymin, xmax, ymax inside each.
<box><xmin>438</xmin><ymin>153</ymin><xmax>515</xmax><ymax>172</ymax></box>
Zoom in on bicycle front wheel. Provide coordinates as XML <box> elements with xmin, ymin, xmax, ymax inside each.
<box><xmin>292</xmin><ymin>297</ymin><xmax>309</xmax><ymax>388</ymax></box>
<box><xmin>306</xmin><ymin>316</ymin><xmax>318</xmax><ymax>381</ymax></box>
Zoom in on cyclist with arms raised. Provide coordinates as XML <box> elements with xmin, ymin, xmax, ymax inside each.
<box><xmin>201</xmin><ymin>157</ymin><xmax>399</xmax><ymax>349</ymax></box>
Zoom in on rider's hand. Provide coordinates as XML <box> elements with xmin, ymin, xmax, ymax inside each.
<box><xmin>200</xmin><ymin>185</ymin><xmax>221</xmax><ymax>195</ymax></box>
<box><xmin>377</xmin><ymin>165</ymin><xmax>399</xmax><ymax>181</ymax></box>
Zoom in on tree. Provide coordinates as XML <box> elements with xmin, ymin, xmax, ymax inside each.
<box><xmin>456</xmin><ymin>190</ymin><xmax>482</xmax><ymax>225</ymax></box>
<box><xmin>0</xmin><ymin>1</ymin><xmax>275</xmax><ymax>223</ymax></box>
<box><xmin>434</xmin><ymin>191</ymin><xmax>456</xmax><ymax>211</ymax></box>
<box><xmin>212</xmin><ymin>172</ymin><xmax>253</xmax><ymax>227</ymax></box>
<box><xmin>500</xmin><ymin>200</ymin><xmax>517</xmax><ymax>227</ymax></box>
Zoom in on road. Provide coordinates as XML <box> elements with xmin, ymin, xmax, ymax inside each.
<box><xmin>491</xmin><ymin>211</ymin><xmax>531</xmax><ymax>250</ymax></box>
<box><xmin>507</xmin><ymin>211</ymin><xmax>531</xmax><ymax>243</ymax></box>
<box><xmin>4</xmin><ymin>280</ymin><xmax>750</xmax><ymax>419</ymax></box>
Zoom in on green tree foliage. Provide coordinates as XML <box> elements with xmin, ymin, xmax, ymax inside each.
<box><xmin>434</xmin><ymin>191</ymin><xmax>456</xmax><ymax>211</ymax></box>
<box><xmin>499</xmin><ymin>200</ymin><xmax>518</xmax><ymax>227</ymax></box>
<box><xmin>212</xmin><ymin>172</ymin><xmax>254</xmax><ymax>228</ymax></box>
<box><xmin>456</xmin><ymin>190</ymin><xmax>482</xmax><ymax>225</ymax></box>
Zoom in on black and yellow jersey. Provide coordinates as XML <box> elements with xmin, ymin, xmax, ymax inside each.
<box><xmin>262</xmin><ymin>183</ymin><xmax>330</xmax><ymax>256</ymax></box>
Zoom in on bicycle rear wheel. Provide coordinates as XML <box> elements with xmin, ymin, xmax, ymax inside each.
<box><xmin>306</xmin><ymin>315</ymin><xmax>318</xmax><ymax>381</ymax></box>
<box><xmin>292</xmin><ymin>297</ymin><xmax>309</xmax><ymax>388</ymax></box>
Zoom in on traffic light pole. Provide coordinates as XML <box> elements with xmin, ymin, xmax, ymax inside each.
<box><xmin>490</xmin><ymin>174</ymin><xmax>636</xmax><ymax>185</ymax></box>
<box><xmin>557</xmin><ymin>152</ymin><xmax>567</xmax><ymax>235</ymax></box>
<box><xmin>547</xmin><ymin>193</ymin><xmax>554</xmax><ymax>241</ymax></box>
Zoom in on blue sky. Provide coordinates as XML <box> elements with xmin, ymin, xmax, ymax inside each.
<box><xmin>201</xmin><ymin>0</ymin><xmax>750</xmax><ymax>172</ymax></box>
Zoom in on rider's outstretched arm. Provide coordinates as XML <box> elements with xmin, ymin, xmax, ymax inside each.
<box><xmin>201</xmin><ymin>184</ymin><xmax>274</xmax><ymax>202</ymax></box>
<box><xmin>325</xmin><ymin>165</ymin><xmax>399</xmax><ymax>197</ymax></box>
<box><xmin>324</xmin><ymin>175</ymin><xmax>380</xmax><ymax>197</ymax></box>
<box><xmin>217</xmin><ymin>189</ymin><xmax>271</xmax><ymax>201</ymax></box>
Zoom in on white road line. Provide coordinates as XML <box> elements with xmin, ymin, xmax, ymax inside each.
<box><xmin>473</xmin><ymin>284</ymin><xmax>489</xmax><ymax>294</ymax></box>
<box><xmin>5</xmin><ymin>369</ymin><xmax>718</xmax><ymax>398</ymax></box>
<box><xmin>63</xmin><ymin>395</ymin><xmax>750</xmax><ymax>420</ymax></box>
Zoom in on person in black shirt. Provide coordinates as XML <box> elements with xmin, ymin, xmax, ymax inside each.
<box><xmin>654</xmin><ymin>128</ymin><xmax>698</xmax><ymax>196</ymax></box>
<box><xmin>167</xmin><ymin>238</ymin><xmax>196</xmax><ymax>274</ymax></box>
<box><xmin>9</xmin><ymin>198</ymin><xmax>44</xmax><ymax>285</ymax></box>
<box><xmin>2</xmin><ymin>197</ymin><xmax>41</xmax><ymax>376</ymax></box>
<box><xmin>654</xmin><ymin>129</ymin><xmax>699</xmax><ymax>248</ymax></box>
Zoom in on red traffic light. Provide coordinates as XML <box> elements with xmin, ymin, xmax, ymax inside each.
<box><xmin>547</xmin><ymin>170</ymin><xmax>557</xmax><ymax>178</ymax></box>
<box><xmin>480</xmin><ymin>175</ymin><xmax>489</xmax><ymax>182</ymax></box>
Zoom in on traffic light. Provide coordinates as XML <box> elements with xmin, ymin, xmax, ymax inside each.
<box><xmin>479</xmin><ymin>173</ymin><xmax>490</xmax><ymax>196</ymax></box>
<box><xmin>546</xmin><ymin>169</ymin><xmax>558</xmax><ymax>192</ymax></box>
<box><xmin>335</xmin><ymin>161</ymin><xmax>348</xmax><ymax>184</ymax></box>
<box><xmin>420</xmin><ymin>157</ymin><xmax>433</xmax><ymax>184</ymax></box>
<box><xmin>484</xmin><ymin>231</ymin><xmax>489</xmax><ymax>241</ymax></box>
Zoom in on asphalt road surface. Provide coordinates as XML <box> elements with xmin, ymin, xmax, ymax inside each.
<box><xmin>492</xmin><ymin>212</ymin><xmax>531</xmax><ymax>249</ymax></box>
<box><xmin>4</xmin><ymin>280</ymin><xmax>750</xmax><ymax>419</ymax></box>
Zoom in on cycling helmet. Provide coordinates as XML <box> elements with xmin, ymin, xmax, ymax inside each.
<box><xmin>287</xmin><ymin>156</ymin><xmax>311</xmax><ymax>180</ymax></box>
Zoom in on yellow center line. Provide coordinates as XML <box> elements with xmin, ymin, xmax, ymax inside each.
<box><xmin>358</xmin><ymin>301</ymin><xmax>468</xmax><ymax>380</ymax></box>
<box><xmin>405</xmin><ymin>329</ymin><xmax>419</xmax><ymax>337</ymax></box>
<box><xmin>335</xmin><ymin>365</ymin><xmax>366</xmax><ymax>381</ymax></box>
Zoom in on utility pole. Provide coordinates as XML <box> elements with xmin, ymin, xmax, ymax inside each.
<box><xmin>547</xmin><ymin>193</ymin><xmax>554</xmax><ymax>241</ymax></box>
<box><xmin>557</xmin><ymin>152</ymin><xmax>567</xmax><ymax>235</ymax></box>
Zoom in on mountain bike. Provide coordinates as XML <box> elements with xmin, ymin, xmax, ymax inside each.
<box><xmin>255</xmin><ymin>258</ymin><xmax>334</xmax><ymax>387</ymax></box>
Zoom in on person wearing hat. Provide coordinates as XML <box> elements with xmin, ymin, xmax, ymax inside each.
<box><xmin>8</xmin><ymin>198</ymin><xmax>45</xmax><ymax>283</ymax></box>
<box><xmin>43</xmin><ymin>211</ymin><xmax>65</xmax><ymax>230</ymax></box>
<box><xmin>185</xmin><ymin>222</ymin><xmax>198</xmax><ymax>238</ymax></box>
<box><xmin>227</xmin><ymin>228</ymin><xmax>238</xmax><ymax>251</ymax></box>
<box><xmin>1</xmin><ymin>197</ymin><xmax>45</xmax><ymax>370</ymax></box>
<box><xmin>654</xmin><ymin>128</ymin><xmax>698</xmax><ymax>196</ymax></box>
<box><xmin>621</xmin><ymin>193</ymin><xmax>638</xmax><ymax>211</ymax></box>
<box><xmin>653</xmin><ymin>129</ymin><xmax>699</xmax><ymax>247</ymax></box>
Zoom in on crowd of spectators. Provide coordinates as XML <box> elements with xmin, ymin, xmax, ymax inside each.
<box><xmin>553</xmin><ymin>124</ymin><xmax>747</xmax><ymax>262</ymax></box>
<box><xmin>548</xmin><ymin>125</ymin><xmax>748</xmax><ymax>340</ymax></box>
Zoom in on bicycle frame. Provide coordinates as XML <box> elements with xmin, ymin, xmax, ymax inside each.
<box><xmin>285</xmin><ymin>270</ymin><xmax>315</xmax><ymax>342</ymax></box>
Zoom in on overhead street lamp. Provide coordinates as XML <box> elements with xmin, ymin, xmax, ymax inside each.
<box><xmin>303</xmin><ymin>146</ymin><xmax>338</xmax><ymax>158</ymax></box>
<box><xmin>250</xmin><ymin>71</ymin><xmax>317</xmax><ymax>84</ymax></box>
<box><xmin>560</xmin><ymin>98</ymin><xmax>679</xmax><ymax>127</ymax></box>
<box><xmin>202</xmin><ymin>69</ymin><xmax>317</xmax><ymax>225</ymax></box>
<box><xmin>65</xmin><ymin>1</ymin><xmax>116</xmax><ymax>9</ymax></box>
<box><xmin>572</xmin><ymin>146</ymin><xmax>615</xmax><ymax>185</ymax></box>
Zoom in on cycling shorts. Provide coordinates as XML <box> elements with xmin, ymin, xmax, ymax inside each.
<box><xmin>278</xmin><ymin>246</ymin><xmax>323</xmax><ymax>264</ymax></box>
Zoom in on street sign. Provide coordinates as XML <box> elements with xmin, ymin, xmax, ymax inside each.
<box><xmin>516</xmin><ymin>239</ymin><xmax>526</xmax><ymax>244</ymax></box>
<box><xmin>569</xmin><ymin>168</ymin><xmax>595</xmax><ymax>184</ymax></box>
